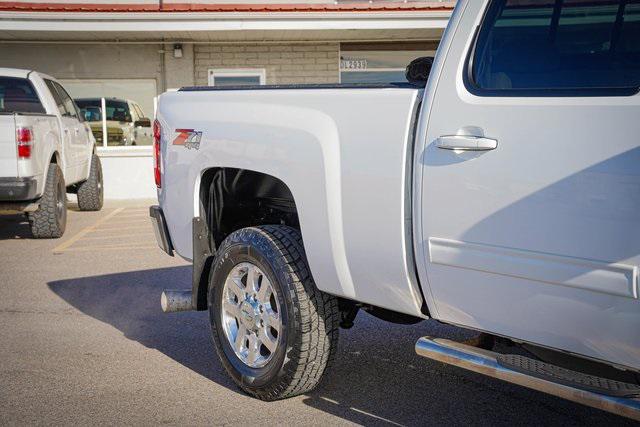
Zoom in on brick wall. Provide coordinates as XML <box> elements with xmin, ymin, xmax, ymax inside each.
<box><xmin>194</xmin><ymin>43</ymin><xmax>340</xmax><ymax>85</ymax></box>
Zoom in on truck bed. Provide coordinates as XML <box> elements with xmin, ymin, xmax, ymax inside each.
<box><xmin>157</xmin><ymin>84</ymin><xmax>427</xmax><ymax>316</ymax></box>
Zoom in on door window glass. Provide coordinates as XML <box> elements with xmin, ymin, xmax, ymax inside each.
<box><xmin>52</xmin><ymin>82</ymin><xmax>79</xmax><ymax>118</ymax></box>
<box><xmin>471</xmin><ymin>0</ymin><xmax>640</xmax><ymax>94</ymax></box>
<box><xmin>45</xmin><ymin>79</ymin><xmax>69</xmax><ymax>116</ymax></box>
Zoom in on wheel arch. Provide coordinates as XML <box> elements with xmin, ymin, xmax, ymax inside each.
<box><xmin>192</xmin><ymin>167</ymin><xmax>300</xmax><ymax>311</ymax></box>
<box><xmin>50</xmin><ymin>150</ymin><xmax>61</xmax><ymax>165</ymax></box>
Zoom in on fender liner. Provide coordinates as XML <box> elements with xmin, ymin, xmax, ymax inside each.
<box><xmin>192</xmin><ymin>217</ymin><xmax>215</xmax><ymax>311</ymax></box>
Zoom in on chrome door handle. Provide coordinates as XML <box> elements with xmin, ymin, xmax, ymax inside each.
<box><xmin>436</xmin><ymin>135</ymin><xmax>498</xmax><ymax>151</ymax></box>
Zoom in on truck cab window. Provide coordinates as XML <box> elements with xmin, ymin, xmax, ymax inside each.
<box><xmin>470</xmin><ymin>0</ymin><xmax>640</xmax><ymax>95</ymax></box>
<box><xmin>0</xmin><ymin>77</ymin><xmax>45</xmax><ymax>114</ymax></box>
<box><xmin>107</xmin><ymin>100</ymin><xmax>131</xmax><ymax>122</ymax></box>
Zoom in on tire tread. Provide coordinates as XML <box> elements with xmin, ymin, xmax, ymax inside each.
<box><xmin>212</xmin><ymin>225</ymin><xmax>340</xmax><ymax>401</ymax></box>
<box><xmin>77</xmin><ymin>154</ymin><xmax>103</xmax><ymax>211</ymax></box>
<box><xmin>28</xmin><ymin>163</ymin><xmax>66</xmax><ymax>238</ymax></box>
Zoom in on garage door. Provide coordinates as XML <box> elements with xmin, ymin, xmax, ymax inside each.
<box><xmin>59</xmin><ymin>79</ymin><xmax>157</xmax><ymax>120</ymax></box>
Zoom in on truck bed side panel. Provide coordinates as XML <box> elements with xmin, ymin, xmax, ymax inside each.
<box><xmin>157</xmin><ymin>88</ymin><xmax>425</xmax><ymax>317</ymax></box>
<box><xmin>15</xmin><ymin>114</ymin><xmax>59</xmax><ymax>187</ymax></box>
<box><xmin>0</xmin><ymin>115</ymin><xmax>17</xmax><ymax>178</ymax></box>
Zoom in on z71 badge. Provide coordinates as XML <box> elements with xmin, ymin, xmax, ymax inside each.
<box><xmin>173</xmin><ymin>129</ymin><xmax>202</xmax><ymax>150</ymax></box>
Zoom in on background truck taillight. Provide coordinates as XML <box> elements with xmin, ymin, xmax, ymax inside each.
<box><xmin>153</xmin><ymin>119</ymin><xmax>161</xmax><ymax>188</ymax></box>
<box><xmin>16</xmin><ymin>127</ymin><xmax>33</xmax><ymax>159</ymax></box>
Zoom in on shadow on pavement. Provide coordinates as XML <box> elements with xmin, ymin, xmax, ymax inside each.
<box><xmin>47</xmin><ymin>267</ymin><xmax>635</xmax><ymax>427</ymax></box>
<box><xmin>48</xmin><ymin>266</ymin><xmax>238</xmax><ymax>393</ymax></box>
<box><xmin>0</xmin><ymin>200</ymin><xmax>80</xmax><ymax>240</ymax></box>
<box><xmin>0</xmin><ymin>214</ymin><xmax>32</xmax><ymax>240</ymax></box>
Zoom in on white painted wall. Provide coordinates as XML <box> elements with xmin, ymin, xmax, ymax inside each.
<box><xmin>98</xmin><ymin>149</ymin><xmax>157</xmax><ymax>200</ymax></box>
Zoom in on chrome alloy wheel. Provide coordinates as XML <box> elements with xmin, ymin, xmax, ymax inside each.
<box><xmin>221</xmin><ymin>262</ymin><xmax>281</xmax><ymax>368</ymax></box>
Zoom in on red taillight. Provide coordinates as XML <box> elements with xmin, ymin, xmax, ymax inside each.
<box><xmin>153</xmin><ymin>119</ymin><xmax>161</xmax><ymax>188</ymax></box>
<box><xmin>16</xmin><ymin>127</ymin><xmax>33</xmax><ymax>159</ymax></box>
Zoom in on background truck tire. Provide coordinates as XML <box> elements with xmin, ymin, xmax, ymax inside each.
<box><xmin>28</xmin><ymin>163</ymin><xmax>67</xmax><ymax>239</ymax></box>
<box><xmin>77</xmin><ymin>154</ymin><xmax>104</xmax><ymax>211</ymax></box>
<box><xmin>209</xmin><ymin>225</ymin><xmax>340</xmax><ymax>401</ymax></box>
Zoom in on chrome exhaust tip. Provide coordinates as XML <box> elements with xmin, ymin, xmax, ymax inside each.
<box><xmin>160</xmin><ymin>290</ymin><xmax>193</xmax><ymax>313</ymax></box>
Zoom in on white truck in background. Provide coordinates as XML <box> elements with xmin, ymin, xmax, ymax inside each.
<box><xmin>151</xmin><ymin>0</ymin><xmax>640</xmax><ymax>420</ymax></box>
<box><xmin>0</xmin><ymin>68</ymin><xmax>103</xmax><ymax>238</ymax></box>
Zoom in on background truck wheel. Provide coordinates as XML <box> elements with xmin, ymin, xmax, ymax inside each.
<box><xmin>77</xmin><ymin>154</ymin><xmax>104</xmax><ymax>211</ymax></box>
<box><xmin>28</xmin><ymin>163</ymin><xmax>67</xmax><ymax>239</ymax></box>
<box><xmin>209</xmin><ymin>225</ymin><xmax>340</xmax><ymax>401</ymax></box>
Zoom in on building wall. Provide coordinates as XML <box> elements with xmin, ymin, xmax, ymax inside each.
<box><xmin>194</xmin><ymin>43</ymin><xmax>340</xmax><ymax>85</ymax></box>
<box><xmin>164</xmin><ymin>43</ymin><xmax>195</xmax><ymax>90</ymax></box>
<box><xmin>0</xmin><ymin>43</ymin><xmax>163</xmax><ymax>85</ymax></box>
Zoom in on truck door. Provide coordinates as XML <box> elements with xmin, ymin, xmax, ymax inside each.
<box><xmin>418</xmin><ymin>0</ymin><xmax>640</xmax><ymax>369</ymax></box>
<box><xmin>45</xmin><ymin>80</ymin><xmax>87</xmax><ymax>183</ymax></box>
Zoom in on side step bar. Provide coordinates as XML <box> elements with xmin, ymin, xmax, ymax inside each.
<box><xmin>416</xmin><ymin>337</ymin><xmax>640</xmax><ymax>421</ymax></box>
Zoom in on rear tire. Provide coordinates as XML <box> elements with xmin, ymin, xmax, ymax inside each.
<box><xmin>209</xmin><ymin>225</ymin><xmax>340</xmax><ymax>401</ymax></box>
<box><xmin>77</xmin><ymin>153</ymin><xmax>104</xmax><ymax>211</ymax></box>
<box><xmin>28</xmin><ymin>163</ymin><xmax>67</xmax><ymax>239</ymax></box>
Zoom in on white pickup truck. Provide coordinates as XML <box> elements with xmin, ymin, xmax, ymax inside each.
<box><xmin>150</xmin><ymin>0</ymin><xmax>640</xmax><ymax>419</ymax></box>
<box><xmin>0</xmin><ymin>69</ymin><xmax>103</xmax><ymax>238</ymax></box>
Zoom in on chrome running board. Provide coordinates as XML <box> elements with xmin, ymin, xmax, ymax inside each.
<box><xmin>415</xmin><ymin>337</ymin><xmax>640</xmax><ymax>421</ymax></box>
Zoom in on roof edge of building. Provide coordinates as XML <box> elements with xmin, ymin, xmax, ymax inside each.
<box><xmin>0</xmin><ymin>1</ymin><xmax>456</xmax><ymax>13</ymax></box>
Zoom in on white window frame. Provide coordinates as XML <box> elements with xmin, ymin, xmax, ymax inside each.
<box><xmin>208</xmin><ymin>69</ymin><xmax>266</xmax><ymax>86</ymax></box>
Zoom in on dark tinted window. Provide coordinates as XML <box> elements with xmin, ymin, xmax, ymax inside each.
<box><xmin>471</xmin><ymin>0</ymin><xmax>640</xmax><ymax>94</ymax></box>
<box><xmin>104</xmin><ymin>100</ymin><xmax>131</xmax><ymax>122</ymax></box>
<box><xmin>0</xmin><ymin>77</ymin><xmax>45</xmax><ymax>114</ymax></box>
<box><xmin>75</xmin><ymin>99</ymin><xmax>102</xmax><ymax>121</ymax></box>
<box><xmin>75</xmin><ymin>99</ymin><xmax>100</xmax><ymax>110</ymax></box>
<box><xmin>76</xmin><ymin>99</ymin><xmax>131</xmax><ymax>121</ymax></box>
<box><xmin>45</xmin><ymin>79</ymin><xmax>68</xmax><ymax>116</ymax></box>
<box><xmin>52</xmin><ymin>82</ymin><xmax>79</xmax><ymax>119</ymax></box>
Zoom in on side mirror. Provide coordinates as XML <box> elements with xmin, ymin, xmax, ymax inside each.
<box><xmin>134</xmin><ymin>117</ymin><xmax>151</xmax><ymax>128</ymax></box>
<box><xmin>405</xmin><ymin>56</ymin><xmax>434</xmax><ymax>87</ymax></box>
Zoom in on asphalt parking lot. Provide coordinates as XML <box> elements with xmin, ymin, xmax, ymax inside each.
<box><xmin>0</xmin><ymin>202</ymin><xmax>635</xmax><ymax>426</ymax></box>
